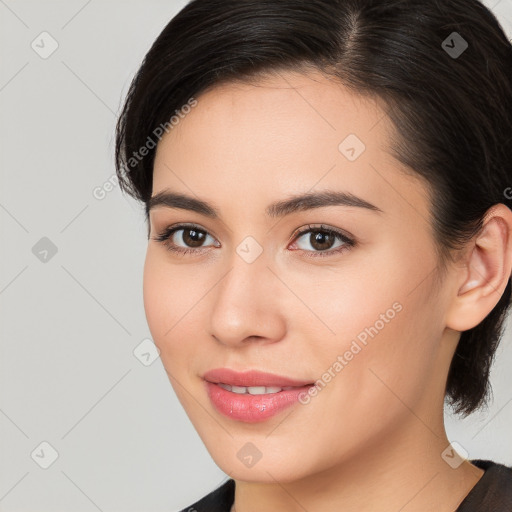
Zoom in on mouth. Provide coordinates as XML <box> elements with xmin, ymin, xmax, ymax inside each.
<box><xmin>214</xmin><ymin>383</ymin><xmax>302</xmax><ymax>394</ymax></box>
<box><xmin>202</xmin><ymin>368</ymin><xmax>316</xmax><ymax>423</ymax></box>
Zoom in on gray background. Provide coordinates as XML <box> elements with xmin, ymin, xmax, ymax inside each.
<box><xmin>0</xmin><ymin>1</ymin><xmax>511</xmax><ymax>511</ymax></box>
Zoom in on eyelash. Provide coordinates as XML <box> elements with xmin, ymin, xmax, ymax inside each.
<box><xmin>152</xmin><ymin>222</ymin><xmax>356</xmax><ymax>259</ymax></box>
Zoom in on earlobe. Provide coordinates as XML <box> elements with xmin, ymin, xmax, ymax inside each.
<box><xmin>445</xmin><ymin>204</ymin><xmax>512</xmax><ymax>332</ymax></box>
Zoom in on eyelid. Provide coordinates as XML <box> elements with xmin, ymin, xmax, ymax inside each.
<box><xmin>290</xmin><ymin>223</ymin><xmax>353</xmax><ymax>243</ymax></box>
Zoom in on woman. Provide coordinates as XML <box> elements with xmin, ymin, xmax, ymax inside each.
<box><xmin>115</xmin><ymin>0</ymin><xmax>512</xmax><ymax>510</ymax></box>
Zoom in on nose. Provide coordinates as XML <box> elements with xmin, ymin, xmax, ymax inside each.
<box><xmin>208</xmin><ymin>248</ymin><xmax>287</xmax><ymax>347</ymax></box>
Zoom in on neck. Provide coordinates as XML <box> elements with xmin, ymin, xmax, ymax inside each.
<box><xmin>231</xmin><ymin>413</ymin><xmax>484</xmax><ymax>512</ymax></box>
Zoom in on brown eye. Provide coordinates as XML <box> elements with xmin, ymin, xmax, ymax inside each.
<box><xmin>306</xmin><ymin>231</ymin><xmax>337</xmax><ymax>251</ymax></box>
<box><xmin>180</xmin><ymin>227</ymin><xmax>207</xmax><ymax>247</ymax></box>
<box><xmin>153</xmin><ymin>223</ymin><xmax>219</xmax><ymax>255</ymax></box>
<box><xmin>290</xmin><ymin>224</ymin><xmax>356</xmax><ymax>258</ymax></box>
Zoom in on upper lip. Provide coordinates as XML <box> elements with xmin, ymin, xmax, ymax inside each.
<box><xmin>203</xmin><ymin>368</ymin><xmax>314</xmax><ymax>388</ymax></box>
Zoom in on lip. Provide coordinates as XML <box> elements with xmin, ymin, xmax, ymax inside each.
<box><xmin>203</xmin><ymin>368</ymin><xmax>315</xmax><ymax>423</ymax></box>
<box><xmin>203</xmin><ymin>368</ymin><xmax>314</xmax><ymax>387</ymax></box>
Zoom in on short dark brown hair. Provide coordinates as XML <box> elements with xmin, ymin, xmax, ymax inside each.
<box><xmin>115</xmin><ymin>0</ymin><xmax>512</xmax><ymax>417</ymax></box>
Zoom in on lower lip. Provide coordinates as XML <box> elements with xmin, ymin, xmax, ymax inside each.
<box><xmin>205</xmin><ymin>381</ymin><xmax>312</xmax><ymax>423</ymax></box>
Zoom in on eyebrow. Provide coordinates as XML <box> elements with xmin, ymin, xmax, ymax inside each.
<box><xmin>147</xmin><ymin>189</ymin><xmax>383</xmax><ymax>219</ymax></box>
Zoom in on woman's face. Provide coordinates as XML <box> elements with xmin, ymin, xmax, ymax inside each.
<box><xmin>144</xmin><ymin>70</ymin><xmax>459</xmax><ymax>482</ymax></box>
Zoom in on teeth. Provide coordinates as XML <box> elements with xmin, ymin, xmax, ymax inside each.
<box><xmin>217</xmin><ymin>383</ymin><xmax>286</xmax><ymax>394</ymax></box>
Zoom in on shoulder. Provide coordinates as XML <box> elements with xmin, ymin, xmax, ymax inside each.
<box><xmin>457</xmin><ymin>459</ymin><xmax>512</xmax><ymax>511</ymax></box>
<box><xmin>177</xmin><ymin>478</ymin><xmax>235</xmax><ymax>512</ymax></box>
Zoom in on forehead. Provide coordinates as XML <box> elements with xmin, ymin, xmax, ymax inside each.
<box><xmin>152</xmin><ymin>69</ymin><xmax>431</xmax><ymax>228</ymax></box>
<box><xmin>159</xmin><ymin>69</ymin><xmax>387</xmax><ymax>152</ymax></box>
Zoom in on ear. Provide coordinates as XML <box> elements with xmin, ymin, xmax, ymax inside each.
<box><xmin>445</xmin><ymin>203</ymin><xmax>512</xmax><ymax>332</ymax></box>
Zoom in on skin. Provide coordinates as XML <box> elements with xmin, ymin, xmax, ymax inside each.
<box><xmin>143</xmin><ymin>69</ymin><xmax>512</xmax><ymax>512</ymax></box>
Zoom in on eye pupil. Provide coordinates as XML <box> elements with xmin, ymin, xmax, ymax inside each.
<box><xmin>311</xmin><ymin>231</ymin><xmax>334</xmax><ymax>251</ymax></box>
<box><xmin>183</xmin><ymin>228</ymin><xmax>205</xmax><ymax>247</ymax></box>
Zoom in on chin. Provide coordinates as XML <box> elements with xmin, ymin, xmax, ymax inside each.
<box><xmin>201</xmin><ymin>439</ymin><xmax>316</xmax><ymax>484</ymax></box>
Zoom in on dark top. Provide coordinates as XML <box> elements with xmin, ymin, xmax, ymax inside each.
<box><xmin>178</xmin><ymin>459</ymin><xmax>512</xmax><ymax>512</ymax></box>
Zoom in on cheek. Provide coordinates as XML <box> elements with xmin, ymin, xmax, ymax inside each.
<box><xmin>282</xmin><ymin>254</ymin><xmax>403</xmax><ymax>367</ymax></box>
<box><xmin>142</xmin><ymin>249</ymin><xmax>192</xmax><ymax>363</ymax></box>
<box><xmin>293</xmin><ymin>299</ymin><xmax>438</xmax><ymax>468</ymax></box>
<box><xmin>301</xmin><ymin>244</ymin><xmax>440</xmax><ymax>411</ymax></box>
<box><xmin>142</xmin><ymin>250</ymin><xmax>206</xmax><ymax>412</ymax></box>
<box><xmin>142</xmin><ymin>247</ymin><xmax>222</xmax><ymax>380</ymax></box>
<box><xmin>142</xmin><ymin>250</ymin><xmax>168</xmax><ymax>344</ymax></box>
